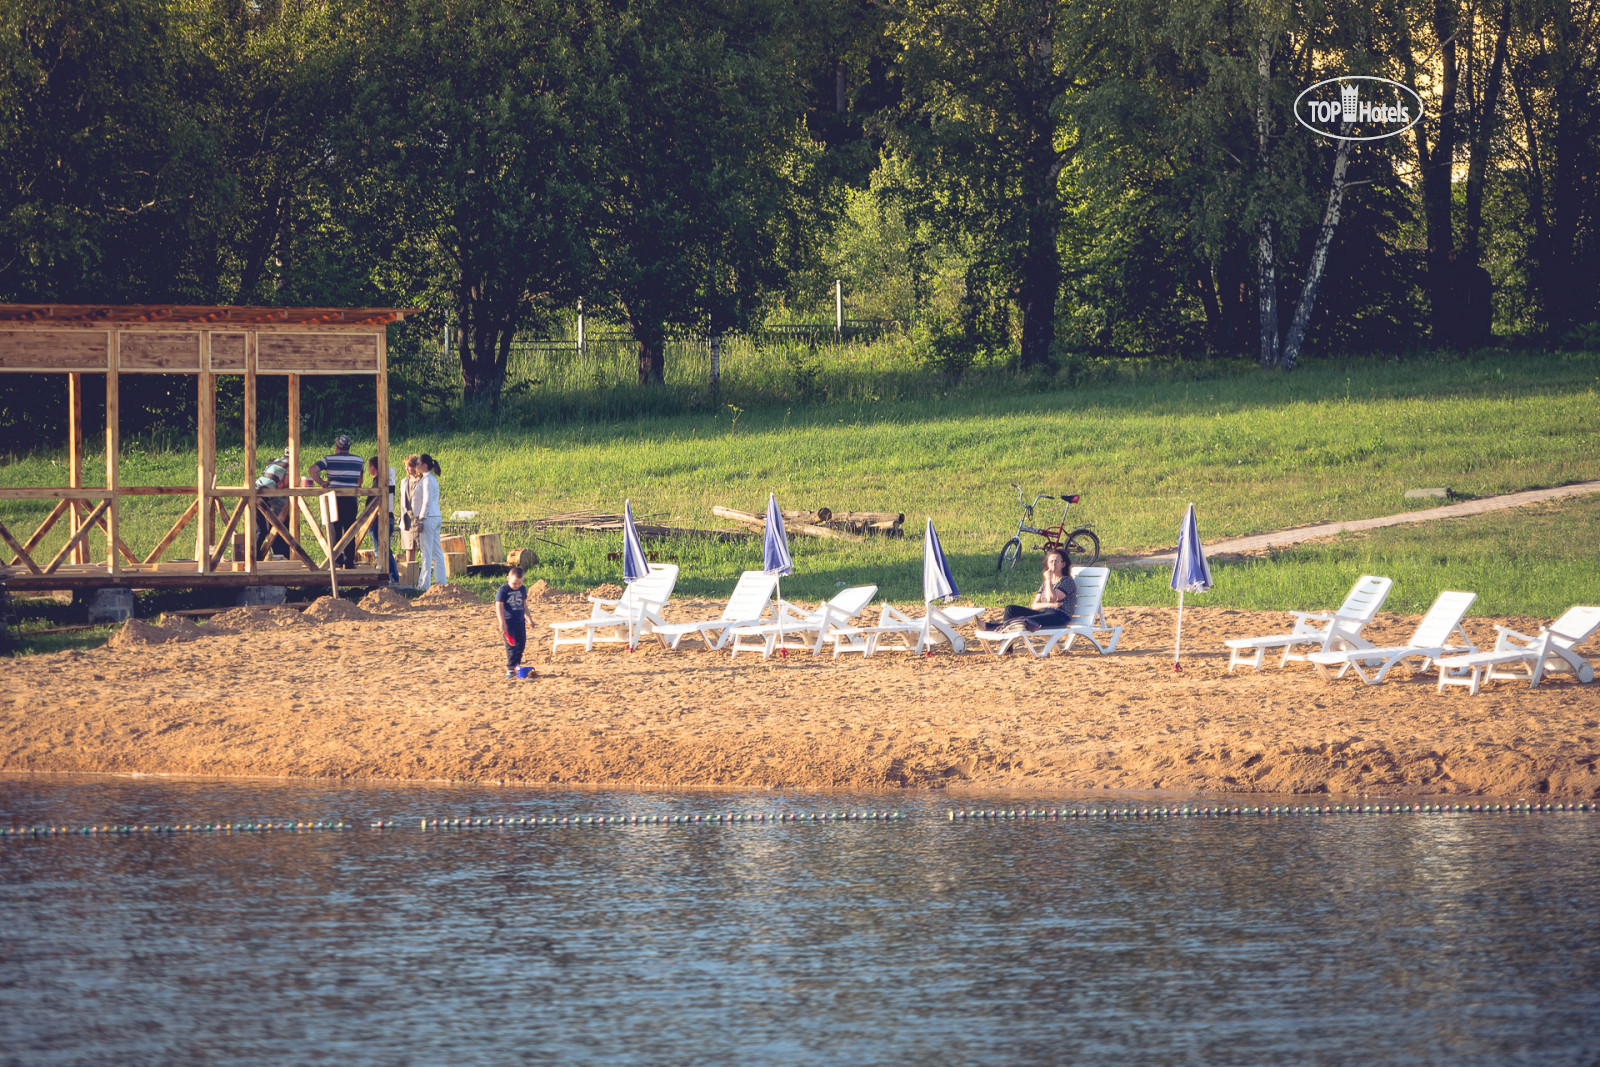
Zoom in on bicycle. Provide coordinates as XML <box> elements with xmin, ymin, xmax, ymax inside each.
<box><xmin>997</xmin><ymin>484</ymin><xmax>1101</xmax><ymax>571</ymax></box>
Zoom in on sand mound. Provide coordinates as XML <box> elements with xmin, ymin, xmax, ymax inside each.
<box><xmin>585</xmin><ymin>583</ymin><xmax>624</xmax><ymax>601</ymax></box>
<box><xmin>414</xmin><ymin>583</ymin><xmax>482</xmax><ymax>606</ymax></box>
<box><xmin>207</xmin><ymin>606</ymin><xmax>313</xmax><ymax>633</ymax></box>
<box><xmin>303</xmin><ymin>596</ymin><xmax>372</xmax><ymax>623</ymax></box>
<box><xmin>523</xmin><ymin>579</ymin><xmax>576</xmax><ymax>603</ymax></box>
<box><xmin>157</xmin><ymin>614</ymin><xmax>203</xmax><ymax>636</ymax></box>
<box><xmin>359</xmin><ymin>587</ymin><xmax>410</xmax><ymax>614</ymax></box>
<box><xmin>107</xmin><ymin>619</ymin><xmax>184</xmax><ymax>650</ymax></box>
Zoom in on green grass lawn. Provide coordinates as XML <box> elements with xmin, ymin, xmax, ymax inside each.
<box><xmin>4</xmin><ymin>347</ymin><xmax>1598</xmax><ymax>635</ymax></box>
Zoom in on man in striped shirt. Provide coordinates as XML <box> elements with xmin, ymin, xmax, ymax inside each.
<box><xmin>310</xmin><ymin>434</ymin><xmax>365</xmax><ymax>569</ymax></box>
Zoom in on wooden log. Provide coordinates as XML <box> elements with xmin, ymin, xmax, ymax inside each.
<box><xmin>507</xmin><ymin>547</ymin><xmax>538</xmax><ymax>569</ymax></box>
<box><xmin>443</xmin><ymin>551</ymin><xmax>471</xmax><ymax>578</ymax></box>
<box><xmin>396</xmin><ymin>559</ymin><xmax>420</xmax><ymax>587</ymax></box>
<box><xmin>826</xmin><ymin>511</ymin><xmax>904</xmax><ymax>526</ymax></box>
<box><xmin>780</xmin><ymin>508</ymin><xmax>833</xmax><ymax>525</ymax></box>
<box><xmin>471</xmin><ymin>532</ymin><xmax>503</xmax><ymax>565</ymax></box>
<box><xmin>711</xmin><ymin>505</ymin><xmax>862</xmax><ymax>542</ymax></box>
<box><xmin>712</xmin><ymin>505</ymin><xmax>765</xmax><ymax>529</ymax></box>
<box><xmin>441</xmin><ymin>534</ymin><xmax>468</xmax><ymax>555</ymax></box>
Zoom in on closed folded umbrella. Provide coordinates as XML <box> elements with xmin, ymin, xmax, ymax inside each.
<box><xmin>1170</xmin><ymin>502</ymin><xmax>1213</xmax><ymax>671</ymax></box>
<box><xmin>622</xmin><ymin>499</ymin><xmax>650</xmax><ymax>584</ymax></box>
<box><xmin>923</xmin><ymin>518</ymin><xmax>958</xmax><ymax>604</ymax></box>
<box><xmin>620</xmin><ymin>499</ymin><xmax>651</xmax><ymax>649</ymax></box>
<box><xmin>764</xmin><ymin>493</ymin><xmax>794</xmax><ymax>653</ymax></box>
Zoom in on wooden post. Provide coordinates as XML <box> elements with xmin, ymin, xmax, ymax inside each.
<box><xmin>576</xmin><ymin>299</ymin><xmax>584</xmax><ymax>352</ymax></box>
<box><xmin>376</xmin><ymin>326</ymin><xmax>390</xmax><ymax>579</ymax></box>
<box><xmin>105</xmin><ymin>336</ymin><xmax>120</xmax><ymax>575</ymax></box>
<box><xmin>287</xmin><ymin>371</ymin><xmax>301</xmax><ymax>544</ymax></box>
<box><xmin>242</xmin><ymin>332</ymin><xmax>257</xmax><ymax>573</ymax></box>
<box><xmin>196</xmin><ymin>366</ymin><xmax>216</xmax><ymax>574</ymax></box>
<box><xmin>68</xmin><ymin>373</ymin><xmax>85</xmax><ymax>564</ymax></box>
<box><xmin>835</xmin><ymin>279</ymin><xmax>844</xmax><ymax>338</ymax></box>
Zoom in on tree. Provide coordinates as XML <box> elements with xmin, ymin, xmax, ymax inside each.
<box><xmin>345</xmin><ymin>0</ymin><xmax>592</xmax><ymax>410</ymax></box>
<box><xmin>586</xmin><ymin>0</ymin><xmax>824</xmax><ymax>386</ymax></box>
<box><xmin>1503</xmin><ymin>0</ymin><xmax>1600</xmax><ymax>336</ymax></box>
<box><xmin>0</xmin><ymin>0</ymin><xmax>229</xmax><ymax>301</ymax></box>
<box><xmin>884</xmin><ymin>0</ymin><xmax>1105</xmax><ymax>371</ymax></box>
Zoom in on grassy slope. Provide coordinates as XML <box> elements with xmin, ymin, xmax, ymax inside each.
<box><xmin>3</xmin><ymin>350</ymin><xmax>1597</xmax><ymax>619</ymax></box>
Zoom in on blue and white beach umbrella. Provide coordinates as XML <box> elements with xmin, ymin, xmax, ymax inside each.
<box><xmin>622</xmin><ymin>499</ymin><xmax>651</xmax><ymax>584</ymax></box>
<box><xmin>762</xmin><ymin>493</ymin><xmax>794</xmax><ymax>578</ymax></box>
<box><xmin>1170</xmin><ymin>502</ymin><xmax>1213</xmax><ymax>671</ymax></box>
<box><xmin>922</xmin><ymin>518</ymin><xmax>958</xmax><ymax>604</ymax></box>
<box><xmin>763</xmin><ymin>493</ymin><xmax>794</xmax><ymax>652</ymax></box>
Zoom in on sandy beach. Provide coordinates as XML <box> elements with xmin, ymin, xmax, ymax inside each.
<box><xmin>3</xmin><ymin>582</ymin><xmax>1596</xmax><ymax>799</ymax></box>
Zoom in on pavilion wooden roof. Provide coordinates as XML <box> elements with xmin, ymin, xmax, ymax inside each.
<box><xmin>0</xmin><ymin>304</ymin><xmax>419</xmax><ymax>326</ymax></box>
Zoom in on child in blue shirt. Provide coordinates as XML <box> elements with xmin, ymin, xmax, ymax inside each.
<box><xmin>495</xmin><ymin>567</ymin><xmax>528</xmax><ymax>677</ymax></box>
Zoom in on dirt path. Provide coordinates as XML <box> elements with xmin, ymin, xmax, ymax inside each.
<box><xmin>1117</xmin><ymin>480</ymin><xmax>1600</xmax><ymax>568</ymax></box>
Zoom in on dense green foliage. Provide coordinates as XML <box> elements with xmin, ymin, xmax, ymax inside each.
<box><xmin>3</xmin><ymin>0</ymin><xmax>1598</xmax><ymax>435</ymax></box>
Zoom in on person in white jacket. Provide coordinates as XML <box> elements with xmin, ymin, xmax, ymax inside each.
<box><xmin>407</xmin><ymin>453</ymin><xmax>446</xmax><ymax>590</ymax></box>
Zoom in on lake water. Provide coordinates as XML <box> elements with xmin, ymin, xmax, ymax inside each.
<box><xmin>4</xmin><ymin>776</ymin><xmax>1599</xmax><ymax>1065</ymax></box>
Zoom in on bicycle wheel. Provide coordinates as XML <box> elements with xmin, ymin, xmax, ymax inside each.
<box><xmin>996</xmin><ymin>537</ymin><xmax>1023</xmax><ymax>572</ymax></box>
<box><xmin>1064</xmin><ymin>528</ymin><xmax>1101</xmax><ymax>565</ymax></box>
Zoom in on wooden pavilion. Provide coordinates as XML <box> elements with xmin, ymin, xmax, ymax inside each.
<box><xmin>0</xmin><ymin>304</ymin><xmax>419</xmax><ymax>592</ymax></box>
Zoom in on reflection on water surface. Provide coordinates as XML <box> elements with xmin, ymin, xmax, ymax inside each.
<box><xmin>3</xmin><ymin>777</ymin><xmax>1598</xmax><ymax>1064</ymax></box>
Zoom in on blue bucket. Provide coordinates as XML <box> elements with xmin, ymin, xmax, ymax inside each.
<box><xmin>515</xmin><ymin>666</ymin><xmax>536</xmax><ymax>679</ymax></box>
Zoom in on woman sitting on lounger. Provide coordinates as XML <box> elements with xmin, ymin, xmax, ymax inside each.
<box><xmin>984</xmin><ymin>548</ymin><xmax>1077</xmax><ymax>633</ymax></box>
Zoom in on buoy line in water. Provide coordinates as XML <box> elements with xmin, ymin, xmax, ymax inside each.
<box><xmin>4</xmin><ymin>802</ymin><xmax>1597</xmax><ymax>838</ymax></box>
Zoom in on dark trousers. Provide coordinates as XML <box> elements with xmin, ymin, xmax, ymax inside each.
<box><xmin>331</xmin><ymin>495</ymin><xmax>358</xmax><ymax>568</ymax></box>
<box><xmin>369</xmin><ymin>512</ymin><xmax>400</xmax><ymax>581</ymax></box>
<box><xmin>1000</xmin><ymin>605</ymin><xmax>1070</xmax><ymax>629</ymax></box>
<box><xmin>255</xmin><ymin>505</ymin><xmax>289</xmax><ymax>561</ymax></box>
<box><xmin>505</xmin><ymin>619</ymin><xmax>527</xmax><ymax>670</ymax></box>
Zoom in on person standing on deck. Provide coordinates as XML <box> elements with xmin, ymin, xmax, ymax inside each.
<box><xmin>253</xmin><ymin>447</ymin><xmax>292</xmax><ymax>561</ymax></box>
<box><xmin>309</xmin><ymin>434</ymin><xmax>364</xmax><ymax>569</ymax></box>
<box><xmin>408</xmin><ymin>453</ymin><xmax>446</xmax><ymax>590</ymax></box>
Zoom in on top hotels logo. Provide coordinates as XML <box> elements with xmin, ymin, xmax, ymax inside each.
<box><xmin>1294</xmin><ymin>76</ymin><xmax>1424</xmax><ymax>141</ymax></box>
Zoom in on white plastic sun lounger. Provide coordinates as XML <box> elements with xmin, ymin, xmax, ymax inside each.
<box><xmin>548</xmin><ymin>564</ymin><xmax>679</xmax><ymax>654</ymax></box>
<box><xmin>726</xmin><ymin>585</ymin><xmax>877</xmax><ymax>659</ymax></box>
<box><xmin>645</xmin><ymin>570</ymin><xmax>779</xmax><ymax>651</ymax></box>
<box><xmin>1435</xmin><ymin>605</ymin><xmax>1600</xmax><ymax>694</ymax></box>
<box><xmin>971</xmin><ymin>566</ymin><xmax>1122</xmax><ymax>658</ymax></box>
<box><xmin>1307</xmin><ymin>590</ymin><xmax>1476</xmax><ymax>684</ymax></box>
<box><xmin>1223</xmin><ymin>575</ymin><xmax>1393</xmax><ymax>671</ymax></box>
<box><xmin>829</xmin><ymin>602</ymin><xmax>987</xmax><ymax>658</ymax></box>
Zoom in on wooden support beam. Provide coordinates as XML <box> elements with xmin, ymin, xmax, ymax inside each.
<box><xmin>105</xmin><ymin>336</ymin><xmax>120</xmax><ymax>574</ymax></box>
<box><xmin>45</xmin><ymin>500</ymin><xmax>110</xmax><ymax>573</ymax></box>
<box><xmin>252</xmin><ymin>502</ymin><xmax>320</xmax><ymax>570</ymax></box>
<box><xmin>287</xmin><ymin>371</ymin><xmax>300</xmax><ymax>543</ymax></box>
<box><xmin>206</xmin><ymin>498</ymin><xmax>248</xmax><ymax>571</ymax></box>
<box><xmin>69</xmin><ymin>372</ymin><xmax>85</xmax><ymax>563</ymax></box>
<box><xmin>91</xmin><ymin>512</ymin><xmax>140</xmax><ymax>565</ymax></box>
<box><xmin>242</xmin><ymin>331</ymin><xmax>257</xmax><ymax>574</ymax></box>
<box><xmin>196</xmin><ymin>369</ymin><xmax>216</xmax><ymax>572</ymax></box>
<box><xmin>295</xmin><ymin>496</ymin><xmax>331</xmax><ymax>557</ymax></box>
<box><xmin>326</xmin><ymin>496</ymin><xmax>381</xmax><ymax>564</ymax></box>
<box><xmin>0</xmin><ymin>517</ymin><xmax>43</xmax><ymax>574</ymax></box>
<box><xmin>142</xmin><ymin>499</ymin><xmax>200</xmax><ymax>565</ymax></box>
<box><xmin>7</xmin><ymin>499</ymin><xmax>69</xmax><ymax>565</ymax></box>
<box><xmin>376</xmin><ymin>328</ymin><xmax>390</xmax><ymax>580</ymax></box>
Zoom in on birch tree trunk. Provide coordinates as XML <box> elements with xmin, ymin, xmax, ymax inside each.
<box><xmin>1281</xmin><ymin>135</ymin><xmax>1354</xmax><ymax>370</ymax></box>
<box><xmin>1255</xmin><ymin>35</ymin><xmax>1279</xmax><ymax>368</ymax></box>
